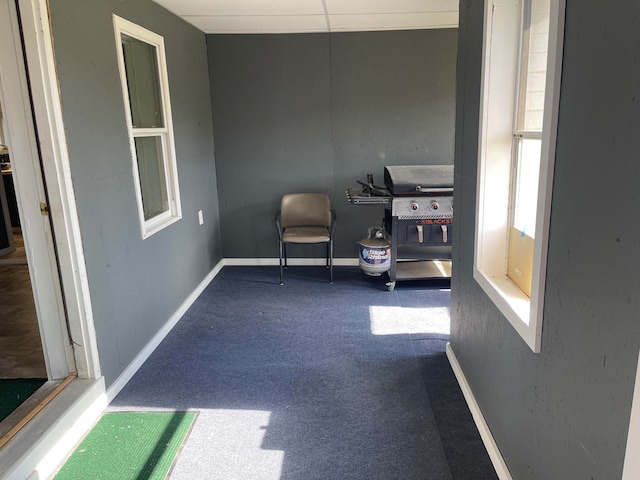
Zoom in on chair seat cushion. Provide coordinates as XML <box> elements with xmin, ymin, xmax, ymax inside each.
<box><xmin>283</xmin><ymin>227</ymin><xmax>330</xmax><ymax>243</ymax></box>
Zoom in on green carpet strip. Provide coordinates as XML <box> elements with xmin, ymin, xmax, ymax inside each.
<box><xmin>0</xmin><ymin>378</ymin><xmax>47</xmax><ymax>422</ymax></box>
<box><xmin>54</xmin><ymin>411</ymin><xmax>197</xmax><ymax>480</ymax></box>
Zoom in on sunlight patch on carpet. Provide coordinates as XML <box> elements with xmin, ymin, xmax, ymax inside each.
<box><xmin>369</xmin><ymin>306</ymin><xmax>450</xmax><ymax>335</ymax></box>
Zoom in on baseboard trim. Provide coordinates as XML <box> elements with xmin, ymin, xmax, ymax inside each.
<box><xmin>106</xmin><ymin>257</ymin><xmax>361</xmax><ymax>401</ymax></box>
<box><xmin>622</xmin><ymin>349</ymin><xmax>640</xmax><ymax>479</ymax></box>
<box><xmin>223</xmin><ymin>257</ymin><xmax>359</xmax><ymax>266</ymax></box>
<box><xmin>106</xmin><ymin>260</ymin><xmax>224</xmax><ymax>402</ymax></box>
<box><xmin>446</xmin><ymin>342</ymin><xmax>513</xmax><ymax>480</ymax></box>
<box><xmin>107</xmin><ymin>258</ymin><xmax>358</xmax><ymax>401</ymax></box>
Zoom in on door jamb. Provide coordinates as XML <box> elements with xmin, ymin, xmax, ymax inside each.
<box><xmin>622</xmin><ymin>350</ymin><xmax>640</xmax><ymax>479</ymax></box>
<box><xmin>17</xmin><ymin>0</ymin><xmax>101</xmax><ymax>380</ymax></box>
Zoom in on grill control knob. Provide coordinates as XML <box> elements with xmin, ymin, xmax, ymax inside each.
<box><xmin>410</xmin><ymin>202</ymin><xmax>419</xmax><ymax>211</ymax></box>
<box><xmin>430</xmin><ymin>201</ymin><xmax>439</xmax><ymax>211</ymax></box>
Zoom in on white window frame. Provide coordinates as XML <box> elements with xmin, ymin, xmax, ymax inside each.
<box><xmin>473</xmin><ymin>0</ymin><xmax>565</xmax><ymax>353</ymax></box>
<box><xmin>113</xmin><ymin>15</ymin><xmax>181</xmax><ymax>239</ymax></box>
<box><xmin>622</xmin><ymin>350</ymin><xmax>640</xmax><ymax>479</ymax></box>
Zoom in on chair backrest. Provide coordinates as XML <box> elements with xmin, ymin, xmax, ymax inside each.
<box><xmin>280</xmin><ymin>193</ymin><xmax>331</xmax><ymax>228</ymax></box>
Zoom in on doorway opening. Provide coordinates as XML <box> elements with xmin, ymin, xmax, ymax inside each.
<box><xmin>0</xmin><ymin>0</ymin><xmax>75</xmax><ymax>447</ymax></box>
<box><xmin>0</xmin><ymin>1</ymin><xmax>104</xmax><ymax>477</ymax></box>
<box><xmin>0</xmin><ymin>112</ymin><xmax>47</xmax><ymax>381</ymax></box>
<box><xmin>0</xmin><ymin>71</ymin><xmax>68</xmax><ymax>450</ymax></box>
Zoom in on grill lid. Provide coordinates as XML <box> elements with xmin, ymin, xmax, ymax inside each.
<box><xmin>384</xmin><ymin>165</ymin><xmax>454</xmax><ymax>196</ymax></box>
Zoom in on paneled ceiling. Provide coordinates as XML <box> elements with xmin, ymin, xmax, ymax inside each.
<box><xmin>151</xmin><ymin>0</ymin><xmax>459</xmax><ymax>34</ymax></box>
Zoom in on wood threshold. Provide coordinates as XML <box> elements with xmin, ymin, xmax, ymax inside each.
<box><xmin>0</xmin><ymin>375</ymin><xmax>74</xmax><ymax>448</ymax></box>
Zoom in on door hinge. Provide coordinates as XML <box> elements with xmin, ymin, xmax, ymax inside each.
<box><xmin>40</xmin><ymin>202</ymin><xmax>49</xmax><ymax>216</ymax></box>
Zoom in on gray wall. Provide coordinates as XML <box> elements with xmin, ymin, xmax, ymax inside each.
<box><xmin>49</xmin><ymin>0</ymin><xmax>221</xmax><ymax>387</ymax></box>
<box><xmin>207</xmin><ymin>30</ymin><xmax>457</xmax><ymax>259</ymax></box>
<box><xmin>451</xmin><ymin>0</ymin><xmax>640</xmax><ymax>478</ymax></box>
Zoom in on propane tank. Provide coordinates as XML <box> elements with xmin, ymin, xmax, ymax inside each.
<box><xmin>358</xmin><ymin>227</ymin><xmax>391</xmax><ymax>276</ymax></box>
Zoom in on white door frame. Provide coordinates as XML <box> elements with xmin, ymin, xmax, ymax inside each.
<box><xmin>1</xmin><ymin>0</ymin><xmax>101</xmax><ymax>380</ymax></box>
<box><xmin>2</xmin><ymin>2</ymin><xmax>106</xmax><ymax>478</ymax></box>
<box><xmin>622</xmin><ymin>350</ymin><xmax>640</xmax><ymax>479</ymax></box>
<box><xmin>0</xmin><ymin>0</ymin><xmax>71</xmax><ymax>379</ymax></box>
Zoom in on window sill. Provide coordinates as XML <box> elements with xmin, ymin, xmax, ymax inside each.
<box><xmin>473</xmin><ymin>265</ymin><xmax>541</xmax><ymax>352</ymax></box>
<box><xmin>142</xmin><ymin>214</ymin><xmax>181</xmax><ymax>239</ymax></box>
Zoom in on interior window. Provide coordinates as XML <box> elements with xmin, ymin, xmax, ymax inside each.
<box><xmin>507</xmin><ymin>0</ymin><xmax>550</xmax><ymax>296</ymax></box>
<box><xmin>473</xmin><ymin>0</ymin><xmax>565</xmax><ymax>352</ymax></box>
<box><xmin>114</xmin><ymin>16</ymin><xmax>181</xmax><ymax>238</ymax></box>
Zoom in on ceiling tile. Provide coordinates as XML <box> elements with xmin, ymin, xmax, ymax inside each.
<box><xmin>154</xmin><ymin>0</ymin><xmax>325</xmax><ymax>16</ymax></box>
<box><xmin>324</xmin><ymin>0</ymin><xmax>459</xmax><ymax>15</ymax></box>
<box><xmin>187</xmin><ymin>15</ymin><xmax>329</xmax><ymax>34</ymax></box>
<box><xmin>151</xmin><ymin>0</ymin><xmax>460</xmax><ymax>33</ymax></box>
<box><xmin>329</xmin><ymin>12</ymin><xmax>459</xmax><ymax>31</ymax></box>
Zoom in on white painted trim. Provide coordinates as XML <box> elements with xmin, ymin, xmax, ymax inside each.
<box><xmin>446</xmin><ymin>343</ymin><xmax>513</xmax><ymax>480</ymax></box>
<box><xmin>106</xmin><ymin>257</ymin><xmax>360</xmax><ymax>400</ymax></box>
<box><xmin>113</xmin><ymin>15</ymin><xmax>182</xmax><ymax>239</ymax></box>
<box><xmin>473</xmin><ymin>0</ymin><xmax>566</xmax><ymax>353</ymax></box>
<box><xmin>18</xmin><ymin>0</ymin><xmax>101</xmax><ymax>379</ymax></box>
<box><xmin>106</xmin><ymin>260</ymin><xmax>224</xmax><ymax>402</ymax></box>
<box><xmin>622</xmin><ymin>349</ymin><xmax>640</xmax><ymax>479</ymax></box>
<box><xmin>6</xmin><ymin>259</ymin><xmax>224</xmax><ymax>479</ymax></box>
<box><xmin>223</xmin><ymin>257</ymin><xmax>359</xmax><ymax>266</ymax></box>
<box><xmin>2</xmin><ymin>258</ymin><xmax>366</xmax><ymax>477</ymax></box>
<box><xmin>2</xmin><ymin>0</ymin><xmax>75</xmax><ymax>379</ymax></box>
<box><xmin>1</xmin><ymin>378</ymin><xmax>107</xmax><ymax>480</ymax></box>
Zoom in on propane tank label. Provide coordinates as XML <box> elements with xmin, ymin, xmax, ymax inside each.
<box><xmin>360</xmin><ymin>247</ymin><xmax>391</xmax><ymax>264</ymax></box>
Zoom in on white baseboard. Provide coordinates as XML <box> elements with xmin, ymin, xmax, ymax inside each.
<box><xmin>446</xmin><ymin>342</ymin><xmax>513</xmax><ymax>480</ymax></box>
<box><xmin>106</xmin><ymin>260</ymin><xmax>224</xmax><ymax>402</ymax></box>
<box><xmin>622</xmin><ymin>349</ymin><xmax>640</xmax><ymax>479</ymax></box>
<box><xmin>7</xmin><ymin>261</ymin><xmax>224</xmax><ymax>480</ymax></box>
<box><xmin>109</xmin><ymin>256</ymin><xmax>359</xmax><ymax>400</ymax></box>
<box><xmin>223</xmin><ymin>257</ymin><xmax>359</xmax><ymax>266</ymax></box>
<box><xmin>107</xmin><ymin>257</ymin><xmax>358</xmax><ymax>401</ymax></box>
<box><xmin>6</xmin><ymin>258</ymin><xmax>376</xmax><ymax>479</ymax></box>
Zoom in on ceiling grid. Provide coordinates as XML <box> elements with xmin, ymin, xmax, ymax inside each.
<box><xmin>151</xmin><ymin>0</ymin><xmax>459</xmax><ymax>34</ymax></box>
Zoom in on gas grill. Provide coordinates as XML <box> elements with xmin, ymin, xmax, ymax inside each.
<box><xmin>346</xmin><ymin>165</ymin><xmax>453</xmax><ymax>291</ymax></box>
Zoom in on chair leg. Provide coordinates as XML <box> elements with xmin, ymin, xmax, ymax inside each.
<box><xmin>329</xmin><ymin>239</ymin><xmax>333</xmax><ymax>284</ymax></box>
<box><xmin>279</xmin><ymin>241</ymin><xmax>284</xmax><ymax>285</ymax></box>
<box><xmin>283</xmin><ymin>243</ymin><xmax>288</xmax><ymax>268</ymax></box>
<box><xmin>326</xmin><ymin>242</ymin><xmax>330</xmax><ymax>267</ymax></box>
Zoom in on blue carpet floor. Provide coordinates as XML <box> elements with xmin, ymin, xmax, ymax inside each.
<box><xmin>109</xmin><ymin>266</ymin><xmax>497</xmax><ymax>480</ymax></box>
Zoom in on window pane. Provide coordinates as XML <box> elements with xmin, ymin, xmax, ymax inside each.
<box><xmin>517</xmin><ymin>0</ymin><xmax>551</xmax><ymax>132</ymax></box>
<box><xmin>513</xmin><ymin>138</ymin><xmax>541</xmax><ymax>237</ymax></box>
<box><xmin>121</xmin><ymin>34</ymin><xmax>164</xmax><ymax>128</ymax></box>
<box><xmin>134</xmin><ymin>136</ymin><xmax>168</xmax><ymax>220</ymax></box>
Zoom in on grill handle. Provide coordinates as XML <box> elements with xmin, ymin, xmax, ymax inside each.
<box><xmin>415</xmin><ymin>186</ymin><xmax>453</xmax><ymax>194</ymax></box>
<box><xmin>441</xmin><ymin>225</ymin><xmax>448</xmax><ymax>243</ymax></box>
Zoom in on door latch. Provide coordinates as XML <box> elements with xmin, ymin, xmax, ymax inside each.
<box><xmin>40</xmin><ymin>202</ymin><xmax>49</xmax><ymax>216</ymax></box>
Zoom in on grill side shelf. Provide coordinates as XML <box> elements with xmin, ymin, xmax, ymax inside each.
<box><xmin>345</xmin><ymin>188</ymin><xmax>391</xmax><ymax>206</ymax></box>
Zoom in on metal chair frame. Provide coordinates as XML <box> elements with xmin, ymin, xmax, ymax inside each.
<box><xmin>275</xmin><ymin>193</ymin><xmax>336</xmax><ymax>285</ymax></box>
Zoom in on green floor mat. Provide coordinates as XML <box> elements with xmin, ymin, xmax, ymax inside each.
<box><xmin>0</xmin><ymin>378</ymin><xmax>47</xmax><ymax>422</ymax></box>
<box><xmin>54</xmin><ymin>411</ymin><xmax>197</xmax><ymax>480</ymax></box>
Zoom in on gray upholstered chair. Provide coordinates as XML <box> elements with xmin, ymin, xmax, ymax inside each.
<box><xmin>275</xmin><ymin>193</ymin><xmax>336</xmax><ymax>285</ymax></box>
